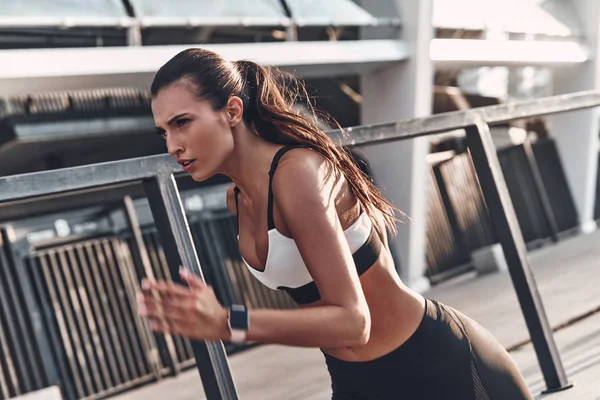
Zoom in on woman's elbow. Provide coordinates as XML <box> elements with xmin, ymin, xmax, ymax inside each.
<box><xmin>348</xmin><ymin>308</ymin><xmax>371</xmax><ymax>346</ymax></box>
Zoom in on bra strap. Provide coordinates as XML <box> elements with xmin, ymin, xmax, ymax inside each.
<box><xmin>233</xmin><ymin>185</ymin><xmax>241</xmax><ymax>230</ymax></box>
<box><xmin>267</xmin><ymin>144</ymin><xmax>308</xmax><ymax>230</ymax></box>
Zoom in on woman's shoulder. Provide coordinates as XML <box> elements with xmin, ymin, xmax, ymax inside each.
<box><xmin>272</xmin><ymin>146</ymin><xmax>340</xmax><ymax>204</ymax></box>
<box><xmin>276</xmin><ymin>146</ymin><xmax>335</xmax><ymax>182</ymax></box>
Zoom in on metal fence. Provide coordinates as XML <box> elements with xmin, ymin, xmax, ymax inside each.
<box><xmin>0</xmin><ymin>192</ymin><xmax>296</xmax><ymax>400</ymax></box>
<box><xmin>424</xmin><ymin>137</ymin><xmax>580</xmax><ymax>280</ymax></box>
<box><xmin>24</xmin><ymin>237</ymin><xmax>159</xmax><ymax>400</ymax></box>
<box><xmin>2</xmin><ymin>90</ymin><xmax>599</xmax><ymax>399</ymax></box>
<box><xmin>424</xmin><ymin>151</ymin><xmax>495</xmax><ymax>280</ymax></box>
<box><xmin>0</xmin><ymin>231</ymin><xmax>50</xmax><ymax>399</ymax></box>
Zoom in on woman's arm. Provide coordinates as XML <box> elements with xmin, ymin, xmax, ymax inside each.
<box><xmin>244</xmin><ymin>150</ymin><xmax>371</xmax><ymax>347</ymax></box>
<box><xmin>244</xmin><ymin>305</ymin><xmax>369</xmax><ymax>348</ymax></box>
<box><xmin>139</xmin><ymin>150</ymin><xmax>371</xmax><ymax>348</ymax></box>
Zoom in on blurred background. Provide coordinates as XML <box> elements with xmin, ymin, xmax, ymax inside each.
<box><xmin>0</xmin><ymin>1</ymin><xmax>599</xmax><ymax>399</ymax></box>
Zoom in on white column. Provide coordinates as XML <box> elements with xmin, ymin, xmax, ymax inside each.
<box><xmin>357</xmin><ymin>0</ymin><xmax>434</xmax><ymax>292</ymax></box>
<box><xmin>547</xmin><ymin>0</ymin><xmax>600</xmax><ymax>234</ymax></box>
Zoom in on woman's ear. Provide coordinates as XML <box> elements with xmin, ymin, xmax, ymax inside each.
<box><xmin>226</xmin><ymin>96</ymin><xmax>244</xmax><ymax>127</ymax></box>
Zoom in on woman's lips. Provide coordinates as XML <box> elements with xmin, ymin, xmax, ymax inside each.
<box><xmin>181</xmin><ymin>159</ymin><xmax>196</xmax><ymax>171</ymax></box>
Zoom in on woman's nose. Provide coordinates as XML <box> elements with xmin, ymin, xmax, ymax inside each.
<box><xmin>166</xmin><ymin>135</ymin><xmax>184</xmax><ymax>157</ymax></box>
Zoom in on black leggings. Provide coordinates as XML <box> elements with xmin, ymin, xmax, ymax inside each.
<box><xmin>323</xmin><ymin>299</ymin><xmax>533</xmax><ymax>400</ymax></box>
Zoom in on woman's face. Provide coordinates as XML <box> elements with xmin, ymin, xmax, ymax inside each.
<box><xmin>152</xmin><ymin>81</ymin><xmax>237</xmax><ymax>182</ymax></box>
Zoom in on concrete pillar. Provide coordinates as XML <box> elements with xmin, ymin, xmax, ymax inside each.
<box><xmin>547</xmin><ymin>0</ymin><xmax>600</xmax><ymax>234</ymax></box>
<box><xmin>357</xmin><ymin>0</ymin><xmax>434</xmax><ymax>292</ymax></box>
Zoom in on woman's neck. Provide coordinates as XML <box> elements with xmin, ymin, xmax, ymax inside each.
<box><xmin>220</xmin><ymin>126</ymin><xmax>282</xmax><ymax>204</ymax></box>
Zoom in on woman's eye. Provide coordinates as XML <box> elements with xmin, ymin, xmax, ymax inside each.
<box><xmin>156</xmin><ymin>129</ymin><xmax>166</xmax><ymax>139</ymax></box>
<box><xmin>176</xmin><ymin>118</ymin><xmax>190</xmax><ymax>128</ymax></box>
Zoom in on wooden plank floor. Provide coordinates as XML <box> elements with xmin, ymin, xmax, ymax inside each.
<box><xmin>426</xmin><ymin>230</ymin><xmax>600</xmax><ymax>350</ymax></box>
<box><xmin>111</xmin><ymin>229</ymin><xmax>600</xmax><ymax>400</ymax></box>
<box><xmin>514</xmin><ymin>313</ymin><xmax>600</xmax><ymax>399</ymax></box>
<box><xmin>111</xmin><ymin>316</ymin><xmax>600</xmax><ymax>400</ymax></box>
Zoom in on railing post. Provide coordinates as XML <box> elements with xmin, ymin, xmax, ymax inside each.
<box><xmin>143</xmin><ymin>174</ymin><xmax>239</xmax><ymax>400</ymax></box>
<box><xmin>121</xmin><ymin>195</ymin><xmax>166</xmax><ymax>380</ymax></box>
<box><xmin>465</xmin><ymin>119</ymin><xmax>572</xmax><ymax>394</ymax></box>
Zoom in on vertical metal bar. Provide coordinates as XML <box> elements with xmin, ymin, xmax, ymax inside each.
<box><xmin>143</xmin><ymin>231</ymin><xmax>181</xmax><ymax>374</ymax></box>
<box><xmin>108</xmin><ymin>238</ymin><xmax>154</xmax><ymax>378</ymax></box>
<box><xmin>49</xmin><ymin>250</ymin><xmax>92</xmax><ymax>397</ymax></box>
<box><xmin>40</xmin><ymin>253</ymin><xmax>86</xmax><ymax>399</ymax></box>
<box><xmin>28</xmin><ymin>254</ymin><xmax>78</xmax><ymax>400</ymax></box>
<box><xmin>56</xmin><ymin>249</ymin><xmax>97</xmax><ymax>395</ymax></box>
<box><xmin>143</xmin><ymin>174</ymin><xmax>238</xmax><ymax>400</ymax></box>
<box><xmin>0</xmin><ymin>327</ymin><xmax>11</xmax><ymax>398</ymax></box>
<box><xmin>123</xmin><ymin>196</ymin><xmax>159</xmax><ymax>283</ymax></box>
<box><xmin>102</xmin><ymin>240</ymin><xmax>147</xmax><ymax>377</ymax></box>
<box><xmin>75</xmin><ymin>244</ymin><xmax>118</xmax><ymax>390</ymax></box>
<box><xmin>84</xmin><ymin>243</ymin><xmax>129</xmax><ymax>385</ymax></box>
<box><xmin>95</xmin><ymin>241</ymin><xmax>136</xmax><ymax>381</ymax></box>
<box><xmin>65</xmin><ymin>247</ymin><xmax>108</xmax><ymax>392</ymax></box>
<box><xmin>152</xmin><ymin>231</ymin><xmax>189</xmax><ymax>368</ymax></box>
<box><xmin>465</xmin><ymin>120</ymin><xmax>572</xmax><ymax>393</ymax></box>
<box><xmin>432</xmin><ymin>164</ymin><xmax>471</xmax><ymax>260</ymax></box>
<box><xmin>522</xmin><ymin>140</ymin><xmax>560</xmax><ymax>242</ymax></box>
<box><xmin>0</xmin><ymin>230</ymin><xmax>38</xmax><ymax>392</ymax></box>
<box><xmin>0</xmin><ymin>291</ymin><xmax>19</xmax><ymax>398</ymax></box>
<box><xmin>111</xmin><ymin>230</ymin><xmax>162</xmax><ymax>379</ymax></box>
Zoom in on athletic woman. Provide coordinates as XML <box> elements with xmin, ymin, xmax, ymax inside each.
<box><xmin>138</xmin><ymin>48</ymin><xmax>533</xmax><ymax>400</ymax></box>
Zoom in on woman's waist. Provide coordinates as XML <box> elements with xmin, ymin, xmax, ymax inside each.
<box><xmin>321</xmin><ymin>289</ymin><xmax>427</xmax><ymax>363</ymax></box>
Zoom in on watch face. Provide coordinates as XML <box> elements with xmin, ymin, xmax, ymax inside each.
<box><xmin>229</xmin><ymin>306</ymin><xmax>249</xmax><ymax>330</ymax></box>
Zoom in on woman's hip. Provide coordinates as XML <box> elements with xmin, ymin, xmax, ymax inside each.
<box><xmin>324</xmin><ymin>298</ymin><xmax>532</xmax><ymax>399</ymax></box>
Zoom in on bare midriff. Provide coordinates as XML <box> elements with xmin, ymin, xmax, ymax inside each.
<box><xmin>311</xmin><ymin>248</ymin><xmax>426</xmax><ymax>362</ymax></box>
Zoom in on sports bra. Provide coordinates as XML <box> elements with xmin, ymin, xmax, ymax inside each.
<box><xmin>234</xmin><ymin>145</ymin><xmax>383</xmax><ymax>305</ymax></box>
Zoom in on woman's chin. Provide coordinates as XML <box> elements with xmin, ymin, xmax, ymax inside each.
<box><xmin>189</xmin><ymin>169</ymin><xmax>213</xmax><ymax>182</ymax></box>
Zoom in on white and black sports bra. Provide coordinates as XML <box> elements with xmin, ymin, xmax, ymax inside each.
<box><xmin>234</xmin><ymin>145</ymin><xmax>382</xmax><ymax>305</ymax></box>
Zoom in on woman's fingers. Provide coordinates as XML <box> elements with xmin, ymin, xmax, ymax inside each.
<box><xmin>179</xmin><ymin>267</ymin><xmax>207</xmax><ymax>290</ymax></box>
<box><xmin>139</xmin><ymin>297</ymin><xmax>199</xmax><ymax>334</ymax></box>
<box><xmin>142</xmin><ymin>279</ymin><xmax>190</xmax><ymax>299</ymax></box>
<box><xmin>137</xmin><ymin>275</ymin><xmax>223</xmax><ymax>341</ymax></box>
<box><xmin>139</xmin><ymin>290</ymin><xmax>193</xmax><ymax>319</ymax></box>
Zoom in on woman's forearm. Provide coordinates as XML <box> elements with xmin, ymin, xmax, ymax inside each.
<box><xmin>236</xmin><ymin>305</ymin><xmax>371</xmax><ymax>348</ymax></box>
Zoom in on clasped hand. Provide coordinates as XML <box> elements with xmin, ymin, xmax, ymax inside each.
<box><xmin>137</xmin><ymin>267</ymin><xmax>229</xmax><ymax>342</ymax></box>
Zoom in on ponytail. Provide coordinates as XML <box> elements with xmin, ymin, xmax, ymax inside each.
<box><xmin>234</xmin><ymin>60</ymin><xmax>404</xmax><ymax>235</ymax></box>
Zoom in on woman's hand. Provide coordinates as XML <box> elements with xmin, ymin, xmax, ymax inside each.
<box><xmin>137</xmin><ymin>267</ymin><xmax>230</xmax><ymax>342</ymax></box>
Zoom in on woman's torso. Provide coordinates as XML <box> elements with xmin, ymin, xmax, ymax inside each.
<box><xmin>232</xmin><ymin>148</ymin><xmax>425</xmax><ymax>362</ymax></box>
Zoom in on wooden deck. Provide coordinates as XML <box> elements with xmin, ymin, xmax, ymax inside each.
<box><xmin>110</xmin><ymin>230</ymin><xmax>600</xmax><ymax>400</ymax></box>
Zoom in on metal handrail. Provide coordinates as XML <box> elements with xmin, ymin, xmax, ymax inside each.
<box><xmin>329</xmin><ymin>89</ymin><xmax>600</xmax><ymax>145</ymax></box>
<box><xmin>2</xmin><ymin>90</ymin><xmax>599</xmax><ymax>205</ymax></box>
<box><xmin>2</xmin><ymin>89</ymin><xmax>598</xmax><ymax>398</ymax></box>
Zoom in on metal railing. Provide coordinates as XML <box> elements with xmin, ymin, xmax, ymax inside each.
<box><xmin>2</xmin><ymin>90</ymin><xmax>599</xmax><ymax>398</ymax></box>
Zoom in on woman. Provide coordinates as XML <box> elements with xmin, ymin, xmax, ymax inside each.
<box><xmin>138</xmin><ymin>48</ymin><xmax>532</xmax><ymax>400</ymax></box>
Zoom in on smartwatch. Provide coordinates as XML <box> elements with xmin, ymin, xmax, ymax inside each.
<box><xmin>228</xmin><ymin>304</ymin><xmax>249</xmax><ymax>343</ymax></box>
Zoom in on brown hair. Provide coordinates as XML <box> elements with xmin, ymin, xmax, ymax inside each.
<box><xmin>151</xmin><ymin>48</ymin><xmax>403</xmax><ymax>235</ymax></box>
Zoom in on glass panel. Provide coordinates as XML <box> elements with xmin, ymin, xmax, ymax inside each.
<box><xmin>129</xmin><ymin>0</ymin><xmax>285</xmax><ymax>20</ymax></box>
<box><xmin>286</xmin><ymin>0</ymin><xmax>377</xmax><ymax>26</ymax></box>
<box><xmin>432</xmin><ymin>0</ymin><xmax>581</xmax><ymax>37</ymax></box>
<box><xmin>0</xmin><ymin>0</ymin><xmax>128</xmax><ymax>18</ymax></box>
